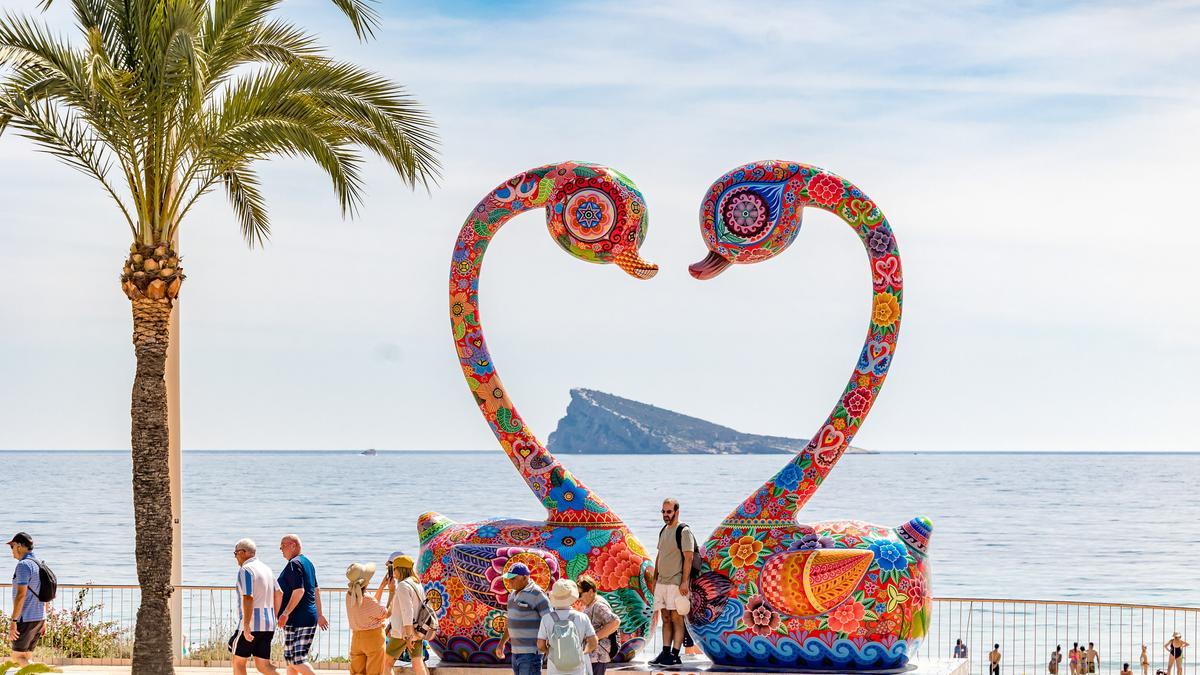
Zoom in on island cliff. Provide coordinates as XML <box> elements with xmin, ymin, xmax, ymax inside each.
<box><xmin>546</xmin><ymin>389</ymin><xmax>872</xmax><ymax>455</ymax></box>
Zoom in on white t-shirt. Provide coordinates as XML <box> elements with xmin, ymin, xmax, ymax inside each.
<box><xmin>537</xmin><ymin>608</ymin><xmax>596</xmax><ymax>675</ymax></box>
<box><xmin>236</xmin><ymin>557</ymin><xmax>280</xmax><ymax>632</ymax></box>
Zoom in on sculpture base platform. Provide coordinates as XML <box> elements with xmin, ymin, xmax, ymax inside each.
<box><xmin>430</xmin><ymin>659</ymin><xmax>968</xmax><ymax>675</ymax></box>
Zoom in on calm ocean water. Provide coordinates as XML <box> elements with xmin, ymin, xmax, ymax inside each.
<box><xmin>3</xmin><ymin>451</ymin><xmax>1196</xmax><ymax>606</ymax></box>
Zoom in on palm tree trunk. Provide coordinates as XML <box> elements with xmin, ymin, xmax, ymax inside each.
<box><xmin>130</xmin><ymin>295</ymin><xmax>176</xmax><ymax>674</ymax></box>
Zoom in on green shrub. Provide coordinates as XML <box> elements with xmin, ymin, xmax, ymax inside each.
<box><xmin>0</xmin><ymin>589</ymin><xmax>131</xmax><ymax>660</ymax></box>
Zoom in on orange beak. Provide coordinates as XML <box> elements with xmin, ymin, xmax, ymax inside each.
<box><xmin>615</xmin><ymin>250</ymin><xmax>659</xmax><ymax>280</ymax></box>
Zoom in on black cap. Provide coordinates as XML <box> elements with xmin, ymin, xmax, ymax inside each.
<box><xmin>6</xmin><ymin>532</ymin><xmax>33</xmax><ymax>548</ymax></box>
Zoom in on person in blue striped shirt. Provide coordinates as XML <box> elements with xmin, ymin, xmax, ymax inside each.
<box><xmin>233</xmin><ymin>538</ymin><xmax>282</xmax><ymax>675</ymax></box>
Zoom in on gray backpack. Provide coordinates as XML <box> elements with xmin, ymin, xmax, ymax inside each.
<box><xmin>547</xmin><ymin>610</ymin><xmax>584</xmax><ymax>671</ymax></box>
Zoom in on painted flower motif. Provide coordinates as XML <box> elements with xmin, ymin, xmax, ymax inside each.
<box><xmin>454</xmin><ymin>259</ymin><xmax>473</xmax><ymax>276</ymax></box>
<box><xmin>485</xmin><ymin>609</ymin><xmax>507</xmax><ymax>638</ymax></box>
<box><xmin>866</xmin><ymin>228</ymin><xmax>894</xmax><ymax>258</ymax></box>
<box><xmin>842</xmin><ymin>387</ymin><xmax>874</xmax><ymax>417</ymax></box>
<box><xmin>833</xmin><ymin>419</ymin><xmax>847</xmax><ymax>431</ymax></box>
<box><xmin>423</xmin><ymin>581</ymin><xmax>449</xmax><ymax>619</ymax></box>
<box><xmin>548</xmin><ymin>477</ymin><xmax>588</xmax><ymax>512</ymax></box>
<box><xmin>745</xmin><ymin>595</ymin><xmax>781</xmax><ymax>636</ymax></box>
<box><xmin>444</xmin><ymin>576</ymin><xmax>466</xmax><ymax>602</ymax></box>
<box><xmin>447</xmin><ymin>596</ymin><xmax>478</xmax><ymax>626</ymax></box>
<box><xmin>547</xmin><ymin>526</ymin><xmax>591</xmax><ymax>560</ymax></box>
<box><xmin>868</xmin><ymin>539</ymin><xmax>910</xmax><ymax>573</ymax></box>
<box><xmin>530</xmin><ymin>474</ymin><xmax>550</xmax><ymax>499</ymax></box>
<box><xmin>774</xmin><ymin>463</ymin><xmax>803</xmax><ymax>492</ymax></box>
<box><xmin>872</xmin><ymin>292</ymin><xmax>901</xmax><ymax>328</ymax></box>
<box><xmin>450</xmin><ymin>292</ymin><xmax>473</xmax><ymax>321</ymax></box>
<box><xmin>827</xmin><ymin>599</ymin><xmax>866</xmax><ymax>634</ymax></box>
<box><xmin>474</xmin><ymin>380</ymin><xmax>507</xmax><ymax>413</ymax></box>
<box><xmin>807</xmin><ymin>173</ymin><xmax>845</xmax><ymax>206</ymax></box>
<box><xmin>787</xmin><ymin>533</ymin><xmax>835</xmax><ymax>551</ymax></box>
<box><xmin>589</xmin><ymin>542</ymin><xmax>644</xmax><ymax>589</ymax></box>
<box><xmin>477</xmin><ymin>524</ymin><xmax>500</xmax><ymax>539</ymax></box>
<box><xmin>426</xmin><ymin>561</ymin><xmax>445</xmax><ymax>579</ymax></box>
<box><xmin>509</xmin><ymin>527</ymin><xmax>534</xmax><ymax>543</ymax></box>
<box><xmin>727</xmin><ymin>535</ymin><xmax>765</xmax><ymax>569</ymax></box>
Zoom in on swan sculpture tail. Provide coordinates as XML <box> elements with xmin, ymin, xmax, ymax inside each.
<box><xmin>450</xmin><ymin>161</ymin><xmax>658</xmax><ymax>525</ymax></box>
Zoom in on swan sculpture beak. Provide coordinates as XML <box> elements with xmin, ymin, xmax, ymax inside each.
<box><xmin>689</xmin><ymin>250</ymin><xmax>732</xmax><ymax>280</ymax></box>
<box><xmin>615</xmin><ymin>250</ymin><xmax>659</xmax><ymax>280</ymax></box>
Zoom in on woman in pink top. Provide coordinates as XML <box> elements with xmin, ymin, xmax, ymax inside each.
<box><xmin>345</xmin><ymin>562</ymin><xmax>389</xmax><ymax>675</ymax></box>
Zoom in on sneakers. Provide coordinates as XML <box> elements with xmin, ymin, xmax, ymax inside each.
<box><xmin>649</xmin><ymin>648</ymin><xmax>672</xmax><ymax>666</ymax></box>
<box><xmin>664</xmin><ymin>652</ymin><xmax>683</xmax><ymax>666</ymax></box>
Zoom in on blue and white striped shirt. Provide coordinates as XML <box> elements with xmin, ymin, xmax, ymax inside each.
<box><xmin>236</xmin><ymin>557</ymin><xmax>279</xmax><ymax>632</ymax></box>
<box><xmin>11</xmin><ymin>553</ymin><xmax>45</xmax><ymax>622</ymax></box>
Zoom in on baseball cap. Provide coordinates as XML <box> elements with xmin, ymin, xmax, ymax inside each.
<box><xmin>7</xmin><ymin>532</ymin><xmax>33</xmax><ymax>548</ymax></box>
<box><xmin>502</xmin><ymin>563</ymin><xmax>530</xmax><ymax>579</ymax></box>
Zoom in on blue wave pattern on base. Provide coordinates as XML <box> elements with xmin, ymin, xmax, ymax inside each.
<box><xmin>700</xmin><ymin>633</ymin><xmax>911</xmax><ymax>670</ymax></box>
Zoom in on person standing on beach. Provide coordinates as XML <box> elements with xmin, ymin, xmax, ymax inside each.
<box><xmin>1049</xmin><ymin>645</ymin><xmax>1062</xmax><ymax>674</ymax></box>
<box><xmin>345</xmin><ymin>562</ymin><xmax>389</xmax><ymax>675</ymax></box>
<box><xmin>1071</xmin><ymin>643</ymin><xmax>1081</xmax><ymax>675</ymax></box>
<box><xmin>1086</xmin><ymin>642</ymin><xmax>1099</xmax><ymax>674</ymax></box>
<box><xmin>1141</xmin><ymin>645</ymin><xmax>1150</xmax><ymax>675</ymax></box>
<box><xmin>990</xmin><ymin>644</ymin><xmax>1001</xmax><ymax>675</ymax></box>
<box><xmin>385</xmin><ymin>551</ymin><xmax>430</xmax><ymax>675</ymax></box>
<box><xmin>7</xmin><ymin>532</ymin><xmax>46</xmax><ymax>668</ymax></box>
<box><xmin>494</xmin><ymin>563</ymin><xmax>551</xmax><ymax>675</ymax></box>
<box><xmin>277</xmin><ymin>535</ymin><xmax>327</xmax><ymax>675</ymax></box>
<box><xmin>650</xmin><ymin>498</ymin><xmax>694</xmax><ymax>668</ymax></box>
<box><xmin>954</xmin><ymin>638</ymin><xmax>968</xmax><ymax>659</ymax></box>
<box><xmin>1165</xmin><ymin>632</ymin><xmax>1188</xmax><ymax>675</ymax></box>
<box><xmin>232</xmin><ymin>538</ymin><xmax>283</xmax><ymax>675</ymax></box>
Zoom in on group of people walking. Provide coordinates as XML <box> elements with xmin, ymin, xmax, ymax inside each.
<box><xmin>6</xmin><ymin>496</ymin><xmax>699</xmax><ymax>675</ymax></box>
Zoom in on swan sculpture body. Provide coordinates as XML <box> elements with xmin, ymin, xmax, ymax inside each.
<box><xmin>685</xmin><ymin>160</ymin><xmax>931</xmax><ymax>671</ymax></box>
<box><xmin>418</xmin><ymin>162</ymin><xmax>659</xmax><ymax>664</ymax></box>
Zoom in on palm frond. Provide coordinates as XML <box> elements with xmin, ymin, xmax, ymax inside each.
<box><xmin>326</xmin><ymin>0</ymin><xmax>380</xmax><ymax>40</ymax></box>
<box><xmin>222</xmin><ymin>163</ymin><xmax>269</xmax><ymax>246</ymax></box>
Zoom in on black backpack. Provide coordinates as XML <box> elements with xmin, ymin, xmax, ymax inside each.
<box><xmin>660</xmin><ymin>523</ymin><xmax>702</xmax><ymax>576</ymax></box>
<box><xmin>31</xmin><ymin>558</ymin><xmax>57</xmax><ymax>602</ymax></box>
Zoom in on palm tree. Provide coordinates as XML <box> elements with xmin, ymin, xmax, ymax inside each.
<box><xmin>0</xmin><ymin>1</ymin><xmax>439</xmax><ymax>671</ymax></box>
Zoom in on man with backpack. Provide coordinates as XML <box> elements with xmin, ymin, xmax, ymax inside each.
<box><xmin>537</xmin><ymin>579</ymin><xmax>597</xmax><ymax>675</ymax></box>
<box><xmin>7</xmin><ymin>532</ymin><xmax>50</xmax><ymax>667</ymax></box>
<box><xmin>650</xmin><ymin>499</ymin><xmax>697</xmax><ymax>668</ymax></box>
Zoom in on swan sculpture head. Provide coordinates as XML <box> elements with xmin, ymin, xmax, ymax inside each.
<box><xmin>688</xmin><ymin>161</ymin><xmax>821</xmax><ymax>279</ymax></box>
<box><xmin>490</xmin><ymin>164</ymin><xmax>658</xmax><ymax>279</ymax></box>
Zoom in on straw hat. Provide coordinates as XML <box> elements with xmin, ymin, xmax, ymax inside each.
<box><xmin>346</xmin><ymin>562</ymin><xmax>376</xmax><ymax>605</ymax></box>
<box><xmin>549</xmin><ymin>579</ymin><xmax>580</xmax><ymax>609</ymax></box>
<box><xmin>1173</xmin><ymin>632</ymin><xmax>1182</xmax><ymax>639</ymax></box>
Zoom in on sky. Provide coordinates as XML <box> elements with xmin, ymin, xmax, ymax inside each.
<box><xmin>1</xmin><ymin>0</ymin><xmax>1198</xmax><ymax>452</ymax></box>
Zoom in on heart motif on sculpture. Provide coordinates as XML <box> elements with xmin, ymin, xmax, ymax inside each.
<box><xmin>813</xmin><ymin>424</ymin><xmax>846</xmax><ymax>468</ymax></box>
<box><xmin>873</xmin><ymin>254</ymin><xmax>902</xmax><ymax>291</ymax></box>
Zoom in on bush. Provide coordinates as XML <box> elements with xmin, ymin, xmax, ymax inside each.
<box><xmin>0</xmin><ymin>588</ymin><xmax>131</xmax><ymax>660</ymax></box>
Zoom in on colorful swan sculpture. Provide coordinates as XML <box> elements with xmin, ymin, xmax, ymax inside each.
<box><xmin>685</xmin><ymin>160</ymin><xmax>931</xmax><ymax>671</ymax></box>
<box><xmin>418</xmin><ymin>162</ymin><xmax>659</xmax><ymax>664</ymax></box>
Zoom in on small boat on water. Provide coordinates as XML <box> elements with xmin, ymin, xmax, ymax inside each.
<box><xmin>360</xmin><ymin>448</ymin><xmax>377</xmax><ymax>456</ymax></box>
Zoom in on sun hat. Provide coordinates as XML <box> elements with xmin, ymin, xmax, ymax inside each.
<box><xmin>1173</xmin><ymin>632</ymin><xmax>1181</xmax><ymax>639</ymax></box>
<box><xmin>388</xmin><ymin>550</ymin><xmax>415</xmax><ymax>570</ymax></box>
<box><xmin>675</xmin><ymin>590</ymin><xmax>691</xmax><ymax>615</ymax></box>
<box><xmin>346</xmin><ymin>562</ymin><xmax>376</xmax><ymax>605</ymax></box>
<box><xmin>502</xmin><ymin>563</ymin><xmax>531</xmax><ymax>580</ymax></box>
<box><xmin>548</xmin><ymin>578</ymin><xmax>580</xmax><ymax>609</ymax></box>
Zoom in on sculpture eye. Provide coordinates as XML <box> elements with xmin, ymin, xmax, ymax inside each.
<box><xmin>716</xmin><ymin>183</ymin><xmax>784</xmax><ymax>245</ymax></box>
<box><xmin>564</xmin><ymin>188</ymin><xmax>616</xmax><ymax>242</ymax></box>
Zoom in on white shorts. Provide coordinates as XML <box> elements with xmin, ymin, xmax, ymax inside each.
<box><xmin>653</xmin><ymin>583</ymin><xmax>691</xmax><ymax>614</ymax></box>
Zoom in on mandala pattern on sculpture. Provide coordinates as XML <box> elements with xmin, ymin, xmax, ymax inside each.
<box><xmin>418</xmin><ymin>162</ymin><xmax>658</xmax><ymax>664</ymax></box>
<box><xmin>687</xmin><ymin>161</ymin><xmax>932</xmax><ymax>671</ymax></box>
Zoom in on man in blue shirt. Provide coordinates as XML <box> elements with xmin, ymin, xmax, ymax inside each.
<box><xmin>277</xmin><ymin>534</ymin><xmax>327</xmax><ymax>675</ymax></box>
<box><xmin>7</xmin><ymin>532</ymin><xmax>46</xmax><ymax>667</ymax></box>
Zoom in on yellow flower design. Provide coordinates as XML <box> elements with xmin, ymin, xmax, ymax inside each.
<box><xmin>872</xmin><ymin>292</ymin><xmax>901</xmax><ymax>328</ymax></box>
<box><xmin>833</xmin><ymin>419</ymin><xmax>846</xmax><ymax>431</ymax></box>
<box><xmin>728</xmin><ymin>535</ymin><xmax>765</xmax><ymax>569</ymax></box>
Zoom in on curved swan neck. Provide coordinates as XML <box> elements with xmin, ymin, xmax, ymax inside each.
<box><xmin>723</xmin><ymin>176</ymin><xmax>903</xmax><ymax>527</ymax></box>
<box><xmin>450</xmin><ymin>163</ymin><xmax>620</xmax><ymax>525</ymax></box>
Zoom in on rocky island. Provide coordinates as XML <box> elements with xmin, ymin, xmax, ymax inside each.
<box><xmin>546</xmin><ymin>388</ymin><xmax>872</xmax><ymax>455</ymax></box>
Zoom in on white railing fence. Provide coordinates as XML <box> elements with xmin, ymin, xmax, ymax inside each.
<box><xmin>3</xmin><ymin>585</ymin><xmax>1197</xmax><ymax>673</ymax></box>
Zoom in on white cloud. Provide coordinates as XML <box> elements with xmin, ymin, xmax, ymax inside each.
<box><xmin>0</xmin><ymin>0</ymin><xmax>1196</xmax><ymax>451</ymax></box>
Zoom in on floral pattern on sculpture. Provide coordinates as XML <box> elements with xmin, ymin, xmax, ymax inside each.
<box><xmin>686</xmin><ymin>161</ymin><xmax>931</xmax><ymax>671</ymax></box>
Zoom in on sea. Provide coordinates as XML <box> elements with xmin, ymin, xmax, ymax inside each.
<box><xmin>3</xmin><ymin>450</ymin><xmax>1197</xmax><ymax>606</ymax></box>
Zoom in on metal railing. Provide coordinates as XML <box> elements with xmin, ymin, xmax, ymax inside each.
<box><xmin>3</xmin><ymin>585</ymin><xmax>1197</xmax><ymax>672</ymax></box>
